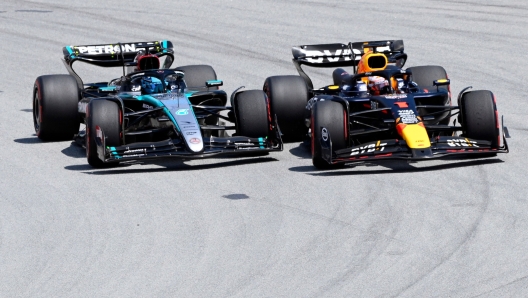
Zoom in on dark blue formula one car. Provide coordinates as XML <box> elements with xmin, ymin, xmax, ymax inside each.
<box><xmin>262</xmin><ymin>40</ymin><xmax>509</xmax><ymax>168</ymax></box>
<box><xmin>33</xmin><ymin>40</ymin><xmax>282</xmax><ymax>167</ymax></box>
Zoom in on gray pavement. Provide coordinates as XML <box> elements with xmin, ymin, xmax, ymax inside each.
<box><xmin>1</xmin><ymin>1</ymin><xmax>527</xmax><ymax>297</ymax></box>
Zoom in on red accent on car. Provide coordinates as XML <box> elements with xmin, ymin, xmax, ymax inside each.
<box><xmin>394</xmin><ymin>102</ymin><xmax>408</xmax><ymax>108</ymax></box>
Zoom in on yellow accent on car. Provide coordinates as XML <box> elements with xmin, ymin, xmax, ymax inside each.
<box><xmin>400</xmin><ymin>124</ymin><xmax>431</xmax><ymax>149</ymax></box>
<box><xmin>328</xmin><ymin>85</ymin><xmax>339</xmax><ymax>90</ymax></box>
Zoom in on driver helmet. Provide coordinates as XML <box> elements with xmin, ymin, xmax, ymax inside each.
<box><xmin>367</xmin><ymin>76</ymin><xmax>389</xmax><ymax>95</ymax></box>
<box><xmin>140</xmin><ymin>76</ymin><xmax>164</xmax><ymax>94</ymax></box>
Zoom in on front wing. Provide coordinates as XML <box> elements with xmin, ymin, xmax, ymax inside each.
<box><xmin>320</xmin><ymin>131</ymin><xmax>509</xmax><ymax>165</ymax></box>
<box><xmin>95</xmin><ymin>130</ymin><xmax>283</xmax><ymax>164</ymax></box>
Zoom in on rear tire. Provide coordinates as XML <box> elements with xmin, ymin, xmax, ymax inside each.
<box><xmin>263</xmin><ymin>75</ymin><xmax>309</xmax><ymax>142</ymax></box>
<box><xmin>233</xmin><ymin>90</ymin><xmax>270</xmax><ymax>138</ymax></box>
<box><xmin>86</xmin><ymin>100</ymin><xmax>121</xmax><ymax>168</ymax></box>
<box><xmin>311</xmin><ymin>100</ymin><xmax>346</xmax><ymax>169</ymax></box>
<box><xmin>407</xmin><ymin>65</ymin><xmax>451</xmax><ymax>125</ymax></box>
<box><xmin>33</xmin><ymin>75</ymin><xmax>80</xmax><ymax>141</ymax></box>
<box><xmin>460</xmin><ymin>90</ymin><xmax>499</xmax><ymax>149</ymax></box>
<box><xmin>175</xmin><ymin>64</ymin><xmax>217</xmax><ymax>91</ymax></box>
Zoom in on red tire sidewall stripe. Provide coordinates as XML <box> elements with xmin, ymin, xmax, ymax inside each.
<box><xmin>493</xmin><ymin>93</ymin><xmax>500</xmax><ymax>147</ymax></box>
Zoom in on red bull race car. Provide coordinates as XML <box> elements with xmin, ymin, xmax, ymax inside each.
<box><xmin>33</xmin><ymin>40</ymin><xmax>282</xmax><ymax>168</ymax></box>
<box><xmin>262</xmin><ymin>40</ymin><xmax>509</xmax><ymax>168</ymax></box>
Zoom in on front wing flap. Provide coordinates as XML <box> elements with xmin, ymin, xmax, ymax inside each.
<box><xmin>96</xmin><ymin>133</ymin><xmax>282</xmax><ymax>163</ymax></box>
<box><xmin>320</xmin><ymin>129</ymin><xmax>509</xmax><ymax>165</ymax></box>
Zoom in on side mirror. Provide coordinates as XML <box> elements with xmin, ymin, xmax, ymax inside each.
<box><xmin>433</xmin><ymin>79</ymin><xmax>450</xmax><ymax>86</ymax></box>
<box><xmin>206</xmin><ymin>80</ymin><xmax>223</xmax><ymax>88</ymax></box>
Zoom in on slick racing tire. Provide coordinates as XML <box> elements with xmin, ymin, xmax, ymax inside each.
<box><xmin>33</xmin><ymin>75</ymin><xmax>80</xmax><ymax>141</ymax></box>
<box><xmin>86</xmin><ymin>100</ymin><xmax>121</xmax><ymax>168</ymax></box>
<box><xmin>233</xmin><ymin>90</ymin><xmax>270</xmax><ymax>139</ymax></box>
<box><xmin>263</xmin><ymin>75</ymin><xmax>309</xmax><ymax>142</ymax></box>
<box><xmin>175</xmin><ymin>64</ymin><xmax>217</xmax><ymax>91</ymax></box>
<box><xmin>460</xmin><ymin>90</ymin><xmax>500</xmax><ymax>149</ymax></box>
<box><xmin>407</xmin><ymin>65</ymin><xmax>451</xmax><ymax>125</ymax></box>
<box><xmin>407</xmin><ymin>65</ymin><xmax>448</xmax><ymax>90</ymax></box>
<box><xmin>311</xmin><ymin>100</ymin><xmax>346</xmax><ymax>169</ymax></box>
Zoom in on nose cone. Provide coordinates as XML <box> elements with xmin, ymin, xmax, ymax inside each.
<box><xmin>396</xmin><ymin>122</ymin><xmax>431</xmax><ymax>149</ymax></box>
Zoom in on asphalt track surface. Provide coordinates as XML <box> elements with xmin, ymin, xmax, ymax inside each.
<box><xmin>1</xmin><ymin>1</ymin><xmax>528</xmax><ymax>297</ymax></box>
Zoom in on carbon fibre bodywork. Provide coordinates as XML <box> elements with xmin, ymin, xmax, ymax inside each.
<box><xmin>290</xmin><ymin>40</ymin><xmax>508</xmax><ymax>167</ymax></box>
<box><xmin>39</xmin><ymin>40</ymin><xmax>282</xmax><ymax>166</ymax></box>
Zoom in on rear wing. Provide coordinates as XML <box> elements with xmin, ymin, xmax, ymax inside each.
<box><xmin>292</xmin><ymin>40</ymin><xmax>405</xmax><ymax>89</ymax></box>
<box><xmin>62</xmin><ymin>40</ymin><xmax>175</xmax><ymax>88</ymax></box>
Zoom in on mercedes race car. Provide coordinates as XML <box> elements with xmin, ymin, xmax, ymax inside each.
<box><xmin>262</xmin><ymin>40</ymin><xmax>509</xmax><ymax>168</ymax></box>
<box><xmin>33</xmin><ymin>40</ymin><xmax>282</xmax><ymax>167</ymax></box>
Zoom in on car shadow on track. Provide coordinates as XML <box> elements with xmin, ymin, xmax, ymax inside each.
<box><xmin>15</xmin><ymin>137</ymin><xmax>88</xmax><ymax>159</ymax></box>
<box><xmin>13</xmin><ymin>137</ymin><xmax>41</xmax><ymax>144</ymax></box>
<box><xmin>290</xmin><ymin>158</ymin><xmax>504</xmax><ymax>176</ymax></box>
<box><xmin>65</xmin><ymin>156</ymin><xmax>278</xmax><ymax>175</ymax></box>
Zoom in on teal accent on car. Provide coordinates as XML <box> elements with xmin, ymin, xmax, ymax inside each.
<box><xmin>66</xmin><ymin>46</ymin><xmax>75</xmax><ymax>58</ymax></box>
<box><xmin>98</xmin><ymin>86</ymin><xmax>116</xmax><ymax>92</ymax></box>
<box><xmin>109</xmin><ymin>146</ymin><xmax>121</xmax><ymax>158</ymax></box>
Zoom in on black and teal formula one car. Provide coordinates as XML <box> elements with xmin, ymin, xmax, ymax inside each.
<box><xmin>33</xmin><ymin>40</ymin><xmax>282</xmax><ymax>167</ymax></box>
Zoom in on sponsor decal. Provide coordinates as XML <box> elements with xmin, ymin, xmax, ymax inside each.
<box><xmin>131</xmin><ymin>85</ymin><xmax>141</xmax><ymax>92</ymax></box>
<box><xmin>183</xmin><ymin>125</ymin><xmax>197</xmax><ymax>129</ymax></box>
<box><xmin>185</xmin><ymin>131</ymin><xmax>197</xmax><ymax>135</ymax></box>
<box><xmin>189</xmin><ymin>138</ymin><xmax>201</xmax><ymax>144</ymax></box>
<box><xmin>175</xmin><ymin>109</ymin><xmax>188</xmax><ymax>115</ymax></box>
<box><xmin>155</xmin><ymin>93</ymin><xmax>179</xmax><ymax>99</ymax></box>
<box><xmin>384</xmin><ymin>94</ymin><xmax>407</xmax><ymax>99</ymax></box>
<box><xmin>235</xmin><ymin>143</ymin><xmax>254</xmax><ymax>146</ymax></box>
<box><xmin>303</xmin><ymin>48</ymin><xmax>360</xmax><ymax>63</ymax></box>
<box><xmin>306</xmin><ymin>97</ymin><xmax>318</xmax><ymax>110</ymax></box>
<box><xmin>321</xmin><ymin>127</ymin><xmax>329</xmax><ymax>141</ymax></box>
<box><xmin>398</xmin><ymin>109</ymin><xmax>418</xmax><ymax>124</ymax></box>
<box><xmin>142</xmin><ymin>103</ymin><xmax>153</xmax><ymax>110</ymax></box>
<box><xmin>123</xmin><ymin>149</ymin><xmax>146</xmax><ymax>154</ymax></box>
<box><xmin>75</xmin><ymin>43</ymin><xmax>157</xmax><ymax>55</ymax></box>
<box><xmin>350</xmin><ymin>141</ymin><xmax>387</xmax><ymax>155</ymax></box>
<box><xmin>447</xmin><ymin>139</ymin><xmax>479</xmax><ymax>147</ymax></box>
<box><xmin>122</xmin><ymin>154</ymin><xmax>146</xmax><ymax>158</ymax></box>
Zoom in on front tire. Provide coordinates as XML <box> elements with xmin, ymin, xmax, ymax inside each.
<box><xmin>311</xmin><ymin>100</ymin><xmax>346</xmax><ymax>169</ymax></box>
<box><xmin>407</xmin><ymin>65</ymin><xmax>451</xmax><ymax>125</ymax></box>
<box><xmin>460</xmin><ymin>90</ymin><xmax>500</xmax><ymax>149</ymax></box>
<box><xmin>263</xmin><ymin>75</ymin><xmax>309</xmax><ymax>142</ymax></box>
<box><xmin>33</xmin><ymin>75</ymin><xmax>80</xmax><ymax>141</ymax></box>
<box><xmin>86</xmin><ymin>100</ymin><xmax>121</xmax><ymax>168</ymax></box>
<box><xmin>233</xmin><ymin>90</ymin><xmax>270</xmax><ymax>138</ymax></box>
<box><xmin>175</xmin><ymin>64</ymin><xmax>217</xmax><ymax>91</ymax></box>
